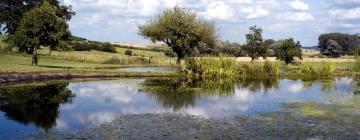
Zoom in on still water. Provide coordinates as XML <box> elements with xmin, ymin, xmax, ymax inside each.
<box><xmin>118</xmin><ymin>66</ymin><xmax>177</xmax><ymax>72</ymax></box>
<box><xmin>0</xmin><ymin>77</ymin><xmax>358</xmax><ymax>138</ymax></box>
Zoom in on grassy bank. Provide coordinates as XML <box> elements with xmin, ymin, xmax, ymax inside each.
<box><xmin>0</xmin><ymin>53</ymin><xmax>178</xmax><ymax>75</ymax></box>
<box><xmin>185</xmin><ymin>57</ymin><xmax>357</xmax><ymax>78</ymax></box>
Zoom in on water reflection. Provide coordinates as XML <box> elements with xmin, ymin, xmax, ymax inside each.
<box><xmin>0</xmin><ymin>82</ymin><xmax>75</xmax><ymax>131</ymax></box>
<box><xmin>0</xmin><ymin>77</ymin><xmax>359</xmax><ymax>138</ymax></box>
<box><xmin>140</xmin><ymin>78</ymin><xmax>280</xmax><ymax>111</ymax></box>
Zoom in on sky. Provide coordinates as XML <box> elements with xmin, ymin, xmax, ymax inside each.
<box><xmin>62</xmin><ymin>0</ymin><xmax>360</xmax><ymax>47</ymax></box>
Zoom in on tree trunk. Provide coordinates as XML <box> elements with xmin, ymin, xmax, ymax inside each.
<box><xmin>176</xmin><ymin>57</ymin><xmax>182</xmax><ymax>65</ymax></box>
<box><xmin>32</xmin><ymin>47</ymin><xmax>38</xmax><ymax>66</ymax></box>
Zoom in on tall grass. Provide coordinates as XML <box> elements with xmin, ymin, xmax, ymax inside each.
<box><xmin>185</xmin><ymin>57</ymin><xmax>282</xmax><ymax>78</ymax></box>
<box><xmin>300</xmin><ymin>62</ymin><xmax>335</xmax><ymax>76</ymax></box>
<box><xmin>185</xmin><ymin>57</ymin><xmax>237</xmax><ymax>78</ymax></box>
<box><xmin>353</xmin><ymin>57</ymin><xmax>360</xmax><ymax>73</ymax></box>
<box><xmin>238</xmin><ymin>61</ymin><xmax>281</xmax><ymax>76</ymax></box>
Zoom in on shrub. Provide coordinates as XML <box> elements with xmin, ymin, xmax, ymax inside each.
<box><xmin>103</xmin><ymin>57</ymin><xmax>121</xmax><ymax>64</ymax></box>
<box><xmin>164</xmin><ymin>50</ymin><xmax>177</xmax><ymax>57</ymax></box>
<box><xmin>125</xmin><ymin>50</ymin><xmax>133</xmax><ymax>56</ymax></box>
<box><xmin>101</xmin><ymin>43</ymin><xmax>117</xmax><ymax>53</ymax></box>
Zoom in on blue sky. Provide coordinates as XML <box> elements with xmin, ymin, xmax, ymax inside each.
<box><xmin>62</xmin><ymin>0</ymin><xmax>360</xmax><ymax>46</ymax></box>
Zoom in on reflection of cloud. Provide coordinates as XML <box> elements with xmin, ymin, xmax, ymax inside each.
<box><xmin>336</xmin><ymin>77</ymin><xmax>353</xmax><ymax>85</ymax></box>
<box><xmin>72</xmin><ymin>112</ymin><xmax>116</xmax><ymax>127</ymax></box>
<box><xmin>289</xmin><ymin>82</ymin><xmax>304</xmax><ymax>93</ymax></box>
<box><xmin>55</xmin><ymin>119</ymin><xmax>69</xmax><ymax>130</ymax></box>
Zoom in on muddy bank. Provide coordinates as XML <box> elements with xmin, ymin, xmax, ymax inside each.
<box><xmin>0</xmin><ymin>72</ymin><xmax>175</xmax><ymax>83</ymax></box>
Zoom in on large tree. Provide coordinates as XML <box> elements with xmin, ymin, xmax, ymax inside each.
<box><xmin>323</xmin><ymin>39</ymin><xmax>342</xmax><ymax>58</ymax></box>
<box><xmin>318</xmin><ymin>33</ymin><xmax>360</xmax><ymax>56</ymax></box>
<box><xmin>244</xmin><ymin>25</ymin><xmax>267</xmax><ymax>61</ymax></box>
<box><xmin>7</xmin><ymin>1</ymin><xmax>71</xmax><ymax>65</ymax></box>
<box><xmin>0</xmin><ymin>0</ymin><xmax>74</xmax><ymax>35</ymax></box>
<box><xmin>138</xmin><ymin>6</ymin><xmax>217</xmax><ymax>64</ymax></box>
<box><xmin>274</xmin><ymin>38</ymin><xmax>302</xmax><ymax>64</ymax></box>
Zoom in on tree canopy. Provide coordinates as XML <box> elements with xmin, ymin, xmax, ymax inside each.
<box><xmin>138</xmin><ymin>6</ymin><xmax>217</xmax><ymax>64</ymax></box>
<box><xmin>243</xmin><ymin>25</ymin><xmax>267</xmax><ymax>61</ymax></box>
<box><xmin>0</xmin><ymin>0</ymin><xmax>74</xmax><ymax>35</ymax></box>
<box><xmin>6</xmin><ymin>1</ymin><xmax>71</xmax><ymax>65</ymax></box>
<box><xmin>275</xmin><ymin>38</ymin><xmax>302</xmax><ymax>64</ymax></box>
<box><xmin>318</xmin><ymin>33</ymin><xmax>360</xmax><ymax>57</ymax></box>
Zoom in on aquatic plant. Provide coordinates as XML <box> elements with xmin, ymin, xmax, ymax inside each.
<box><xmin>353</xmin><ymin>57</ymin><xmax>360</xmax><ymax>73</ymax></box>
<box><xmin>185</xmin><ymin>57</ymin><xmax>237</xmax><ymax>78</ymax></box>
<box><xmin>300</xmin><ymin>62</ymin><xmax>318</xmax><ymax>76</ymax></box>
<box><xmin>319</xmin><ymin>62</ymin><xmax>336</xmax><ymax>76</ymax></box>
<box><xmin>263</xmin><ymin>61</ymin><xmax>281</xmax><ymax>76</ymax></box>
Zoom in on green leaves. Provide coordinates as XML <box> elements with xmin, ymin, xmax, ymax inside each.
<box><xmin>8</xmin><ymin>1</ymin><xmax>70</xmax><ymax>54</ymax></box>
<box><xmin>139</xmin><ymin>6</ymin><xmax>217</xmax><ymax>62</ymax></box>
<box><xmin>275</xmin><ymin>38</ymin><xmax>302</xmax><ymax>64</ymax></box>
<box><xmin>244</xmin><ymin>25</ymin><xmax>267</xmax><ymax>61</ymax></box>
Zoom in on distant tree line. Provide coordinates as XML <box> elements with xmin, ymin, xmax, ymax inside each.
<box><xmin>318</xmin><ymin>33</ymin><xmax>360</xmax><ymax>57</ymax></box>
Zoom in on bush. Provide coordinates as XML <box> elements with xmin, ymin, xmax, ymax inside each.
<box><xmin>101</xmin><ymin>43</ymin><xmax>117</xmax><ymax>53</ymax></box>
<box><xmin>125</xmin><ymin>50</ymin><xmax>133</xmax><ymax>56</ymax></box>
<box><xmin>164</xmin><ymin>50</ymin><xmax>177</xmax><ymax>57</ymax></box>
<box><xmin>103</xmin><ymin>57</ymin><xmax>121</xmax><ymax>64</ymax></box>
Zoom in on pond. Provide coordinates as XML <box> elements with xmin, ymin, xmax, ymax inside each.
<box><xmin>0</xmin><ymin>77</ymin><xmax>360</xmax><ymax>139</ymax></box>
<box><xmin>118</xmin><ymin>66</ymin><xmax>178</xmax><ymax>72</ymax></box>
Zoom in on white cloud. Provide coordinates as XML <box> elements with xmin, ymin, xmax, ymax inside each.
<box><xmin>202</xmin><ymin>1</ymin><xmax>235</xmax><ymax>20</ymax></box>
<box><xmin>329</xmin><ymin>7</ymin><xmax>360</xmax><ymax>20</ymax></box>
<box><xmin>241</xmin><ymin>6</ymin><xmax>269</xmax><ymax>19</ymax></box>
<box><xmin>278</xmin><ymin>12</ymin><xmax>314</xmax><ymax>21</ymax></box>
<box><xmin>290</xmin><ymin>0</ymin><xmax>310</xmax><ymax>11</ymax></box>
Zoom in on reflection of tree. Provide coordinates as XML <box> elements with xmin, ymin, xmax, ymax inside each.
<box><xmin>140</xmin><ymin>78</ymin><xmax>201</xmax><ymax>111</ymax></box>
<box><xmin>292</xmin><ymin>77</ymin><xmax>336</xmax><ymax>92</ymax></box>
<box><xmin>140</xmin><ymin>78</ymin><xmax>280</xmax><ymax>111</ymax></box>
<box><xmin>0</xmin><ymin>82</ymin><xmax>75</xmax><ymax>131</ymax></box>
<box><xmin>237</xmin><ymin>78</ymin><xmax>280</xmax><ymax>93</ymax></box>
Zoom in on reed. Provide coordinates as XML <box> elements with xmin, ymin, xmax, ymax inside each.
<box><xmin>185</xmin><ymin>57</ymin><xmax>237</xmax><ymax>78</ymax></box>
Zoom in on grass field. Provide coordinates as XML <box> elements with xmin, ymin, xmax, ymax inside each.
<box><xmin>37</xmin><ymin>48</ymin><xmax>171</xmax><ymax>64</ymax></box>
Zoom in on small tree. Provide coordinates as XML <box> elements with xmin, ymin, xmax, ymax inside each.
<box><xmin>244</xmin><ymin>25</ymin><xmax>267</xmax><ymax>61</ymax></box>
<box><xmin>275</xmin><ymin>38</ymin><xmax>302</xmax><ymax>64</ymax></box>
<box><xmin>7</xmin><ymin>1</ymin><xmax>70</xmax><ymax>65</ymax></box>
<box><xmin>139</xmin><ymin>6</ymin><xmax>217</xmax><ymax>64</ymax></box>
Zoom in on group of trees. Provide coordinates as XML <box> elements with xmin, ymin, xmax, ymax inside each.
<box><xmin>139</xmin><ymin>7</ymin><xmax>303</xmax><ymax>64</ymax></box>
<box><xmin>1</xmin><ymin>2</ymin><xmax>304</xmax><ymax>65</ymax></box>
<box><xmin>318</xmin><ymin>33</ymin><xmax>360</xmax><ymax>57</ymax></box>
<box><xmin>1</xmin><ymin>0</ymin><xmax>74</xmax><ymax>65</ymax></box>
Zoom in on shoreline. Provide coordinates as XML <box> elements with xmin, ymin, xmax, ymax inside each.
<box><xmin>0</xmin><ymin>72</ymin><xmax>177</xmax><ymax>83</ymax></box>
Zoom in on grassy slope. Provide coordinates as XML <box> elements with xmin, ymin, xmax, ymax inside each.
<box><xmin>0</xmin><ymin>53</ymin><xmax>120</xmax><ymax>73</ymax></box>
<box><xmin>0</xmin><ymin>35</ymin><xmax>173</xmax><ymax>73</ymax></box>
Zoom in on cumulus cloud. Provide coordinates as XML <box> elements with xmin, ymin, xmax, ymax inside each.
<box><xmin>290</xmin><ymin>0</ymin><xmax>310</xmax><ymax>11</ymax></box>
<box><xmin>277</xmin><ymin>12</ymin><xmax>314</xmax><ymax>21</ymax></box>
<box><xmin>329</xmin><ymin>7</ymin><xmax>360</xmax><ymax>20</ymax></box>
<box><xmin>61</xmin><ymin>0</ymin><xmax>359</xmax><ymax>46</ymax></box>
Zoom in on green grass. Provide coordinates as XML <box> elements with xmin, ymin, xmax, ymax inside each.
<box><xmin>115</xmin><ymin>47</ymin><xmax>165</xmax><ymax>57</ymax></box>
<box><xmin>0</xmin><ymin>53</ymin><xmax>121</xmax><ymax>72</ymax></box>
<box><xmin>37</xmin><ymin>48</ymin><xmax>173</xmax><ymax>65</ymax></box>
